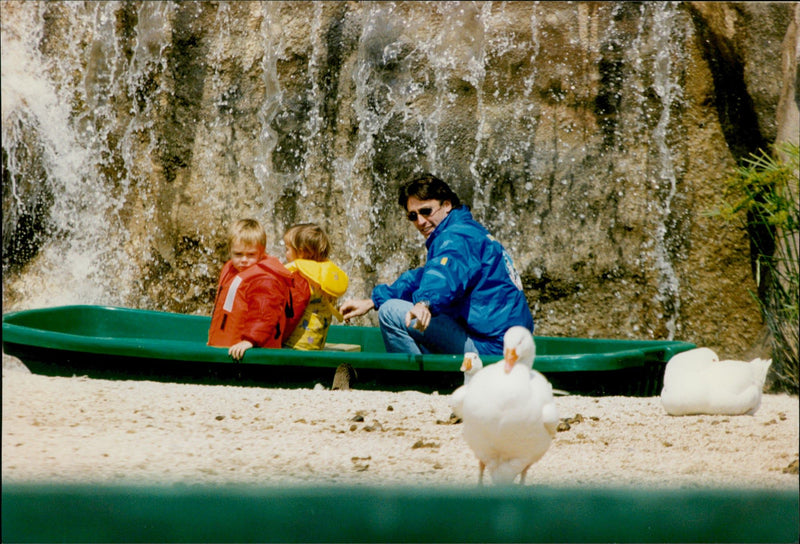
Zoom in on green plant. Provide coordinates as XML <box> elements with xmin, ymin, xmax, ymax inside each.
<box><xmin>717</xmin><ymin>142</ymin><xmax>799</xmax><ymax>395</ymax></box>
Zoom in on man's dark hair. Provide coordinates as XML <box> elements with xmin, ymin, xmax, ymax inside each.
<box><xmin>398</xmin><ymin>173</ymin><xmax>462</xmax><ymax>209</ymax></box>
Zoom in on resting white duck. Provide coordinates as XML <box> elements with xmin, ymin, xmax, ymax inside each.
<box><xmin>460</xmin><ymin>326</ymin><xmax>559</xmax><ymax>485</ymax></box>
<box><xmin>660</xmin><ymin>347</ymin><xmax>772</xmax><ymax>416</ymax></box>
<box><xmin>449</xmin><ymin>352</ymin><xmax>483</xmax><ymax>419</ymax></box>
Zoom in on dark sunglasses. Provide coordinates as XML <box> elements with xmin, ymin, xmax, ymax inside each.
<box><xmin>406</xmin><ymin>206</ymin><xmax>439</xmax><ymax>222</ymax></box>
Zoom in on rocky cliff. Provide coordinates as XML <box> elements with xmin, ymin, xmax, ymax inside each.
<box><xmin>2</xmin><ymin>1</ymin><xmax>798</xmax><ymax>358</ymax></box>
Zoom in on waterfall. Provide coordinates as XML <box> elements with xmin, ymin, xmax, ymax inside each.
<box><xmin>2</xmin><ymin>1</ymin><xmax>778</xmax><ymax>353</ymax></box>
<box><xmin>648</xmin><ymin>2</ymin><xmax>686</xmax><ymax>340</ymax></box>
<box><xmin>2</xmin><ymin>2</ymin><xmax>168</xmax><ymax>308</ymax></box>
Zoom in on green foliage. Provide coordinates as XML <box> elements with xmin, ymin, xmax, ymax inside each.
<box><xmin>718</xmin><ymin>142</ymin><xmax>799</xmax><ymax>394</ymax></box>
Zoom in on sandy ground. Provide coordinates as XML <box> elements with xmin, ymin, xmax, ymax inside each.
<box><xmin>2</xmin><ymin>356</ymin><xmax>798</xmax><ymax>490</ymax></box>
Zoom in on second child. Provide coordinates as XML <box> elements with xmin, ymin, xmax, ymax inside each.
<box><xmin>282</xmin><ymin>223</ymin><xmax>349</xmax><ymax>350</ymax></box>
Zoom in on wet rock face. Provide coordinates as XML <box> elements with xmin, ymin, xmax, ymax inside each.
<box><xmin>1</xmin><ymin>2</ymin><xmax>797</xmax><ymax>358</ymax></box>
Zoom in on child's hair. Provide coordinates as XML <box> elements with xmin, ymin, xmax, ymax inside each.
<box><xmin>284</xmin><ymin>223</ymin><xmax>330</xmax><ymax>261</ymax></box>
<box><xmin>229</xmin><ymin>218</ymin><xmax>267</xmax><ymax>249</ymax></box>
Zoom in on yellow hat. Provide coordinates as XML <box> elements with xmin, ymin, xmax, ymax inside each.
<box><xmin>292</xmin><ymin>259</ymin><xmax>349</xmax><ymax>297</ymax></box>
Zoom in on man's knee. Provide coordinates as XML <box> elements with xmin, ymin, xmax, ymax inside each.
<box><xmin>377</xmin><ymin>299</ymin><xmax>410</xmax><ymax>327</ymax></box>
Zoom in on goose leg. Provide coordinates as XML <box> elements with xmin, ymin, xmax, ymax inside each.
<box><xmin>519</xmin><ymin>465</ymin><xmax>531</xmax><ymax>485</ymax></box>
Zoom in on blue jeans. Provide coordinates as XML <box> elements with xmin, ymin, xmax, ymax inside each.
<box><xmin>377</xmin><ymin>299</ymin><xmax>480</xmax><ymax>355</ymax></box>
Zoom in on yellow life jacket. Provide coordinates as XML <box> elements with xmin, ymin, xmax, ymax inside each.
<box><xmin>283</xmin><ymin>259</ymin><xmax>349</xmax><ymax>350</ymax></box>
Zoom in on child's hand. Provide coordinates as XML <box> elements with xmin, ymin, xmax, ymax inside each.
<box><xmin>228</xmin><ymin>340</ymin><xmax>254</xmax><ymax>360</ymax></box>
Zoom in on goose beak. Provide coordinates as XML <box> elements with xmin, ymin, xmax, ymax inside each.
<box><xmin>504</xmin><ymin>347</ymin><xmax>518</xmax><ymax>373</ymax></box>
<box><xmin>460</xmin><ymin>357</ymin><xmax>472</xmax><ymax>373</ymax></box>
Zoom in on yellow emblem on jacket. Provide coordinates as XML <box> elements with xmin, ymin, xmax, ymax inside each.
<box><xmin>284</xmin><ymin>259</ymin><xmax>349</xmax><ymax>351</ymax></box>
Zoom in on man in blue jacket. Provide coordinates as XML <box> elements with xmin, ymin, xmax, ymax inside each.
<box><xmin>339</xmin><ymin>174</ymin><xmax>534</xmax><ymax>355</ymax></box>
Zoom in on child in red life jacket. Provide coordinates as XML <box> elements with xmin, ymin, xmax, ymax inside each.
<box><xmin>208</xmin><ymin>219</ymin><xmax>310</xmax><ymax>360</ymax></box>
<box><xmin>282</xmin><ymin>223</ymin><xmax>349</xmax><ymax>350</ymax></box>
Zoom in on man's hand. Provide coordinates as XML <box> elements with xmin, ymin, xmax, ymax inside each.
<box><xmin>229</xmin><ymin>340</ymin><xmax>254</xmax><ymax>361</ymax></box>
<box><xmin>339</xmin><ymin>299</ymin><xmax>375</xmax><ymax>322</ymax></box>
<box><xmin>405</xmin><ymin>301</ymin><xmax>431</xmax><ymax>332</ymax></box>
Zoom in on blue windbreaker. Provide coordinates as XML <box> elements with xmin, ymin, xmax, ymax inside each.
<box><xmin>371</xmin><ymin>206</ymin><xmax>534</xmax><ymax>354</ymax></box>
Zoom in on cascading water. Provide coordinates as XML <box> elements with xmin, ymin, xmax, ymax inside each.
<box><xmin>647</xmin><ymin>3</ymin><xmax>686</xmax><ymax>340</ymax></box>
<box><xmin>2</xmin><ymin>2</ymin><xmax>165</xmax><ymax>308</ymax></box>
<box><xmin>2</xmin><ymin>1</ymin><xmax>779</xmax><ymax>353</ymax></box>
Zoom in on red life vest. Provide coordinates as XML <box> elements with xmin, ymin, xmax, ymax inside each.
<box><xmin>208</xmin><ymin>256</ymin><xmax>310</xmax><ymax>348</ymax></box>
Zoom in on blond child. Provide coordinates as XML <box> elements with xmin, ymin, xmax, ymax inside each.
<box><xmin>208</xmin><ymin>219</ymin><xmax>309</xmax><ymax>360</ymax></box>
<box><xmin>282</xmin><ymin>223</ymin><xmax>349</xmax><ymax>350</ymax></box>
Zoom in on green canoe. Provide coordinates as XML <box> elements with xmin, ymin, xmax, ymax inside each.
<box><xmin>2</xmin><ymin>305</ymin><xmax>695</xmax><ymax>394</ymax></box>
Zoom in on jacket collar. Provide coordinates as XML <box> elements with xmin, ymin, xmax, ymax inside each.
<box><xmin>425</xmin><ymin>206</ymin><xmax>472</xmax><ymax>249</ymax></box>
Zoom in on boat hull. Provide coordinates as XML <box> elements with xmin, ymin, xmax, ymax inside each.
<box><xmin>2</xmin><ymin>305</ymin><xmax>696</xmax><ymax>394</ymax></box>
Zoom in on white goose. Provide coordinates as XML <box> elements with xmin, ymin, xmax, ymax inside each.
<box><xmin>660</xmin><ymin>347</ymin><xmax>772</xmax><ymax>416</ymax></box>
<box><xmin>449</xmin><ymin>352</ymin><xmax>483</xmax><ymax>419</ymax></box>
<box><xmin>460</xmin><ymin>326</ymin><xmax>559</xmax><ymax>485</ymax></box>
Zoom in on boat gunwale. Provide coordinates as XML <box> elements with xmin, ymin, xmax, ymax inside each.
<box><xmin>2</xmin><ymin>305</ymin><xmax>696</xmax><ymax>373</ymax></box>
